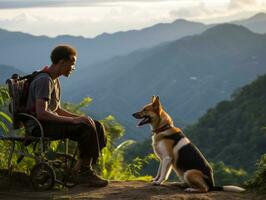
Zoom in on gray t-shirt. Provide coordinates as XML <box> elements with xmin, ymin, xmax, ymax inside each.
<box><xmin>26</xmin><ymin>73</ymin><xmax>61</xmax><ymax>114</ymax></box>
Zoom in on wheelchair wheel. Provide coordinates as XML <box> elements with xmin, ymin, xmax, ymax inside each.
<box><xmin>30</xmin><ymin>162</ymin><xmax>55</xmax><ymax>191</ymax></box>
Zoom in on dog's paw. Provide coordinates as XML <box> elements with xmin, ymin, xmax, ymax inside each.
<box><xmin>151</xmin><ymin>181</ymin><xmax>161</xmax><ymax>186</ymax></box>
<box><xmin>151</xmin><ymin>177</ymin><xmax>159</xmax><ymax>182</ymax></box>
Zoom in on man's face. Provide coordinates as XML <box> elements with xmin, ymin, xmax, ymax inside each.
<box><xmin>60</xmin><ymin>55</ymin><xmax>76</xmax><ymax>77</ymax></box>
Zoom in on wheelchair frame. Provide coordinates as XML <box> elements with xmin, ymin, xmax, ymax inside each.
<box><xmin>0</xmin><ymin>112</ymin><xmax>78</xmax><ymax>191</ymax></box>
<box><xmin>0</xmin><ymin>76</ymin><xmax>78</xmax><ymax>191</ymax></box>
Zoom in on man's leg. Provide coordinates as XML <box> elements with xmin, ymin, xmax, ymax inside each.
<box><xmin>68</xmin><ymin>121</ymin><xmax>108</xmax><ymax>186</ymax></box>
<box><xmin>36</xmin><ymin>121</ymin><xmax>108</xmax><ymax>186</ymax></box>
<box><xmin>90</xmin><ymin>120</ymin><xmax>107</xmax><ymax>165</ymax></box>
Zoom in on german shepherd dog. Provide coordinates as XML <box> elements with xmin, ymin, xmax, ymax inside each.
<box><xmin>132</xmin><ymin>96</ymin><xmax>245</xmax><ymax>193</ymax></box>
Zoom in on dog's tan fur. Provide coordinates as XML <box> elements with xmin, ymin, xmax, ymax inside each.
<box><xmin>133</xmin><ymin>96</ymin><xmax>245</xmax><ymax>193</ymax></box>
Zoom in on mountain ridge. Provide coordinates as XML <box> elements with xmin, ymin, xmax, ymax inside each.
<box><xmin>0</xmin><ymin>19</ymin><xmax>207</xmax><ymax>72</ymax></box>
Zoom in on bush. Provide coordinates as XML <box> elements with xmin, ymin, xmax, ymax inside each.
<box><xmin>245</xmin><ymin>154</ymin><xmax>266</xmax><ymax>193</ymax></box>
<box><xmin>211</xmin><ymin>161</ymin><xmax>247</xmax><ymax>186</ymax></box>
<box><xmin>98</xmin><ymin>115</ymin><xmax>153</xmax><ymax>181</ymax></box>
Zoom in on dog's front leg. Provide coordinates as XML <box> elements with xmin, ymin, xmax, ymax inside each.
<box><xmin>152</xmin><ymin>156</ymin><xmax>172</xmax><ymax>186</ymax></box>
<box><xmin>152</xmin><ymin>160</ymin><xmax>162</xmax><ymax>182</ymax></box>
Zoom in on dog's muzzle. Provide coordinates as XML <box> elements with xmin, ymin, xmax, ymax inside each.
<box><xmin>132</xmin><ymin>113</ymin><xmax>151</xmax><ymax>126</ymax></box>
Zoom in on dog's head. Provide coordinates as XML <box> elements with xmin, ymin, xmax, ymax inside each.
<box><xmin>132</xmin><ymin>96</ymin><xmax>173</xmax><ymax>128</ymax></box>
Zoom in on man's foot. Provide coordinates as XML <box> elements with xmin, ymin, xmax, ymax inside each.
<box><xmin>69</xmin><ymin>168</ymin><xmax>108</xmax><ymax>187</ymax></box>
<box><xmin>86</xmin><ymin>169</ymin><xmax>108</xmax><ymax>187</ymax></box>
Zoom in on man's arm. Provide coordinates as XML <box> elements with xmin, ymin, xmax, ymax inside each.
<box><xmin>55</xmin><ymin>106</ymin><xmax>96</xmax><ymax>127</ymax></box>
<box><xmin>55</xmin><ymin>106</ymin><xmax>80</xmax><ymax>118</ymax></box>
<box><xmin>36</xmin><ymin>99</ymin><xmax>95</xmax><ymax>127</ymax></box>
<box><xmin>35</xmin><ymin>99</ymin><xmax>74</xmax><ymax>123</ymax></box>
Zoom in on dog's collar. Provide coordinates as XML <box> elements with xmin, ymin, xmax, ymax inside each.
<box><xmin>152</xmin><ymin>124</ymin><xmax>173</xmax><ymax>134</ymax></box>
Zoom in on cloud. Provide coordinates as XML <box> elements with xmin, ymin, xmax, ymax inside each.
<box><xmin>0</xmin><ymin>4</ymin><xmax>171</xmax><ymax>37</ymax></box>
<box><xmin>0</xmin><ymin>0</ymin><xmax>179</xmax><ymax>9</ymax></box>
<box><xmin>169</xmin><ymin>2</ymin><xmax>214</xmax><ymax>19</ymax></box>
<box><xmin>169</xmin><ymin>0</ymin><xmax>266</xmax><ymax>23</ymax></box>
<box><xmin>229</xmin><ymin>0</ymin><xmax>256</xmax><ymax>9</ymax></box>
<box><xmin>0</xmin><ymin>0</ymin><xmax>266</xmax><ymax>37</ymax></box>
<box><xmin>0</xmin><ymin>0</ymin><xmax>60</xmax><ymax>9</ymax></box>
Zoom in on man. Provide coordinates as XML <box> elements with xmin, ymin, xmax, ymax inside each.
<box><xmin>26</xmin><ymin>44</ymin><xmax>108</xmax><ymax>187</ymax></box>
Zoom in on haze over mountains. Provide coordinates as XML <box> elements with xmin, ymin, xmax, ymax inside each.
<box><xmin>1</xmin><ymin>13</ymin><xmax>266</xmax><ymax>140</ymax></box>
<box><xmin>1</xmin><ymin>12</ymin><xmax>266</xmax><ymax>73</ymax></box>
<box><xmin>0</xmin><ymin>19</ymin><xmax>208</xmax><ymax>73</ymax></box>
<box><xmin>233</xmin><ymin>12</ymin><xmax>266</xmax><ymax>34</ymax></box>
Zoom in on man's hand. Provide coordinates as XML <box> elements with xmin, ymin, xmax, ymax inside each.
<box><xmin>73</xmin><ymin>116</ymin><xmax>96</xmax><ymax>128</ymax></box>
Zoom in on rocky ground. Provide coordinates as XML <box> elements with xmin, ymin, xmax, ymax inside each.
<box><xmin>0</xmin><ymin>172</ymin><xmax>265</xmax><ymax>200</ymax></box>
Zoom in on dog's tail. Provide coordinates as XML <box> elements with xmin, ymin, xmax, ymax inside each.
<box><xmin>210</xmin><ymin>185</ymin><xmax>245</xmax><ymax>192</ymax></box>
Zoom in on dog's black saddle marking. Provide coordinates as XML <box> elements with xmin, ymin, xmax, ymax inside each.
<box><xmin>163</xmin><ymin>131</ymin><xmax>215</xmax><ymax>189</ymax></box>
<box><xmin>162</xmin><ymin>132</ymin><xmax>185</xmax><ymax>147</ymax></box>
<box><xmin>177</xmin><ymin>143</ymin><xmax>214</xmax><ymax>188</ymax></box>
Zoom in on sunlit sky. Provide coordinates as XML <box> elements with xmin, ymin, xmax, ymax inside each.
<box><xmin>0</xmin><ymin>0</ymin><xmax>266</xmax><ymax>38</ymax></box>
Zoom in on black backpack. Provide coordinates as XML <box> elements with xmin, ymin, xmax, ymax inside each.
<box><xmin>6</xmin><ymin>71</ymin><xmax>51</xmax><ymax>129</ymax></box>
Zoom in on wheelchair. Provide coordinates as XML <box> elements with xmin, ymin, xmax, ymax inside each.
<box><xmin>0</xmin><ymin>76</ymin><xmax>78</xmax><ymax>191</ymax></box>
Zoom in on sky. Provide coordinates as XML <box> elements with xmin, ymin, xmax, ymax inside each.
<box><xmin>0</xmin><ymin>0</ymin><xmax>266</xmax><ymax>38</ymax></box>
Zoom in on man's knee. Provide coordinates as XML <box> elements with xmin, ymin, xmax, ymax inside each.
<box><xmin>94</xmin><ymin>120</ymin><xmax>105</xmax><ymax>135</ymax></box>
<box><xmin>77</xmin><ymin>121</ymin><xmax>104</xmax><ymax>138</ymax></box>
<box><xmin>76</xmin><ymin>122</ymin><xmax>96</xmax><ymax>132</ymax></box>
<box><xmin>77</xmin><ymin>120</ymin><xmax>106</xmax><ymax>143</ymax></box>
<box><xmin>94</xmin><ymin>120</ymin><xmax>107</xmax><ymax>147</ymax></box>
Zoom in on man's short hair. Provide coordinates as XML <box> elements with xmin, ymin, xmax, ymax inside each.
<box><xmin>50</xmin><ymin>44</ymin><xmax>77</xmax><ymax>64</ymax></box>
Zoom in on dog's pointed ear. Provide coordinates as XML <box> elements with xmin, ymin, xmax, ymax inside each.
<box><xmin>152</xmin><ymin>96</ymin><xmax>156</xmax><ymax>103</ymax></box>
<box><xmin>153</xmin><ymin>96</ymin><xmax>162</xmax><ymax>114</ymax></box>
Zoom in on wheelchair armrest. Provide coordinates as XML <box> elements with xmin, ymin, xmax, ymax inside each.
<box><xmin>16</xmin><ymin>113</ymin><xmax>45</xmax><ymax>139</ymax></box>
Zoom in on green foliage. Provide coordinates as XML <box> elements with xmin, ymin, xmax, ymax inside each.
<box><xmin>98</xmin><ymin>137</ymin><xmax>135</xmax><ymax>180</ymax></box>
<box><xmin>245</xmin><ymin>154</ymin><xmax>266</xmax><ymax>193</ymax></box>
<box><xmin>62</xmin><ymin>97</ymin><xmax>92</xmax><ymax>115</ymax></box>
<box><xmin>100</xmin><ymin>115</ymin><xmax>125</xmax><ymax>144</ymax></box>
<box><xmin>0</xmin><ymin>140</ymin><xmax>10</xmax><ymax>169</ymax></box>
<box><xmin>0</xmin><ymin>141</ymin><xmax>36</xmax><ymax>173</ymax></box>
<box><xmin>0</xmin><ymin>86</ymin><xmax>12</xmax><ymax>134</ymax></box>
<box><xmin>98</xmin><ymin>115</ymin><xmax>153</xmax><ymax>181</ymax></box>
<box><xmin>211</xmin><ymin>161</ymin><xmax>247</xmax><ymax>186</ymax></box>
<box><xmin>0</xmin><ymin>86</ymin><xmax>9</xmax><ymax>107</ymax></box>
<box><xmin>125</xmin><ymin>154</ymin><xmax>157</xmax><ymax>179</ymax></box>
<box><xmin>124</xmin><ymin>138</ymin><xmax>160</xmax><ymax>177</ymax></box>
<box><xmin>0</xmin><ymin>87</ymin><xmax>13</xmax><ymax>169</ymax></box>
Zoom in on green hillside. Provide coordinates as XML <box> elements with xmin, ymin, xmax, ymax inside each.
<box><xmin>186</xmin><ymin>74</ymin><xmax>266</xmax><ymax>172</ymax></box>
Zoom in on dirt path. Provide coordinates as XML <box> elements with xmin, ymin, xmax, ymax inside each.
<box><xmin>0</xmin><ymin>180</ymin><xmax>265</xmax><ymax>200</ymax></box>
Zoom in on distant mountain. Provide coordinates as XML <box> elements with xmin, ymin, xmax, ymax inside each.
<box><xmin>1</xmin><ymin>13</ymin><xmax>266</xmax><ymax>74</ymax></box>
<box><xmin>64</xmin><ymin>24</ymin><xmax>266</xmax><ymax>140</ymax></box>
<box><xmin>233</xmin><ymin>12</ymin><xmax>266</xmax><ymax>34</ymax></box>
<box><xmin>0</xmin><ymin>65</ymin><xmax>25</xmax><ymax>84</ymax></box>
<box><xmin>0</xmin><ymin>19</ymin><xmax>207</xmax><ymax>73</ymax></box>
<box><xmin>186</xmin><ymin>73</ymin><xmax>266</xmax><ymax>171</ymax></box>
